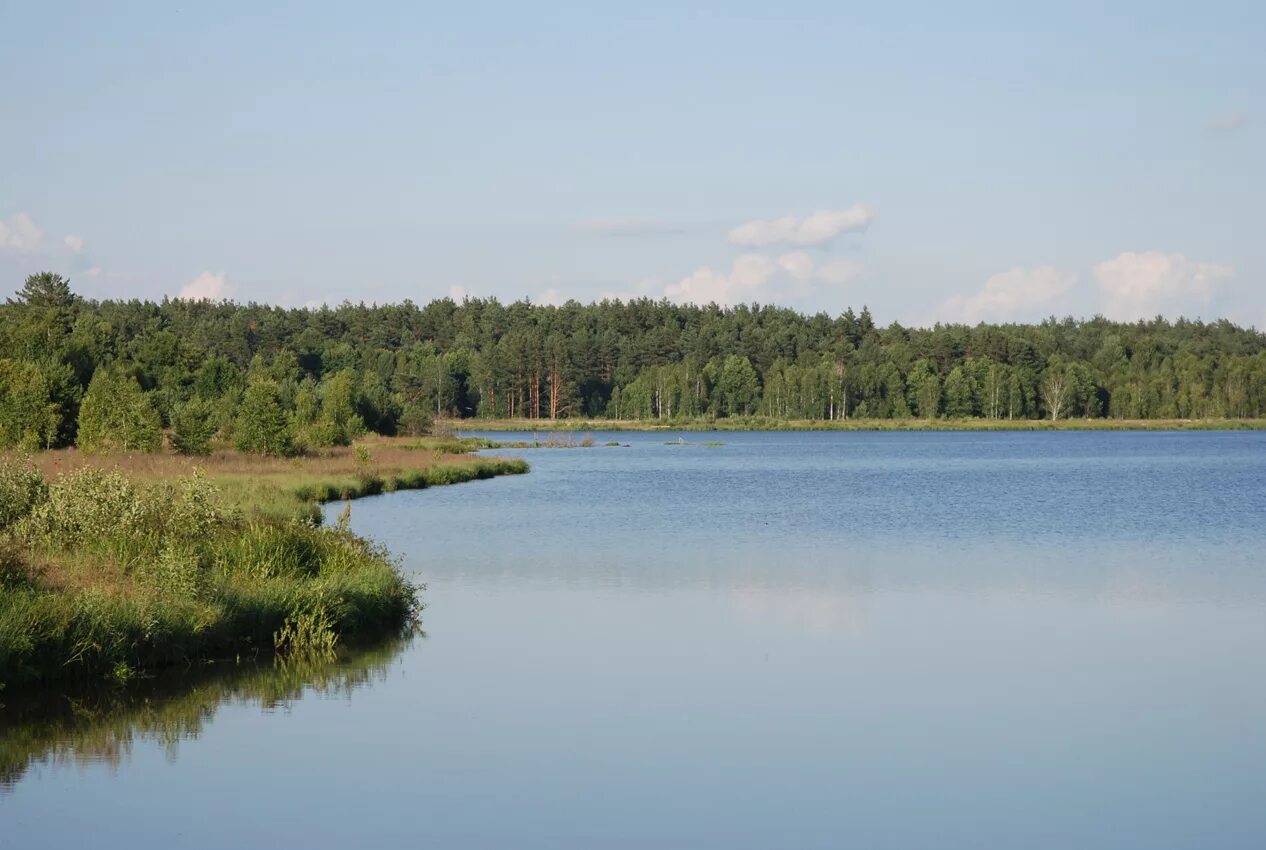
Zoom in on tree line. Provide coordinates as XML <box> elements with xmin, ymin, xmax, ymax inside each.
<box><xmin>2</xmin><ymin>271</ymin><xmax>1264</xmax><ymax>453</ymax></box>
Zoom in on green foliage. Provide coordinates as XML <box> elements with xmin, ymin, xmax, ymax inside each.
<box><xmin>18</xmin><ymin>467</ymin><xmax>146</xmax><ymax>548</ymax></box>
<box><xmin>716</xmin><ymin>355</ymin><xmax>760</xmax><ymax>416</ymax></box>
<box><xmin>77</xmin><ymin>367</ymin><xmax>162</xmax><ymax>453</ymax></box>
<box><xmin>398</xmin><ymin>403</ymin><xmax>434</xmax><ymax>436</ymax></box>
<box><xmin>2</xmin><ymin>271</ymin><xmax>1266</xmax><ymax>433</ymax></box>
<box><xmin>234</xmin><ymin>378</ymin><xmax>294</xmax><ymax>455</ymax></box>
<box><xmin>1</xmin><ymin>469</ymin><xmax>418</xmax><ymax>686</ymax></box>
<box><xmin>318</xmin><ymin>369</ymin><xmax>366</xmax><ymax>446</ymax></box>
<box><xmin>10</xmin><ymin>272</ymin><xmax>75</xmax><ymax>309</ymax></box>
<box><xmin>0</xmin><ymin>359</ymin><xmax>59</xmax><ymax>450</ymax></box>
<box><xmin>0</xmin><ymin>456</ymin><xmax>48</xmax><ymax>532</ymax></box>
<box><xmin>170</xmin><ymin>397</ymin><xmax>217</xmax><ymax>455</ymax></box>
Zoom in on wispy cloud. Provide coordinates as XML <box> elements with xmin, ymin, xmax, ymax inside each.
<box><xmin>63</xmin><ymin>234</ymin><xmax>85</xmax><ymax>254</ymax></box>
<box><xmin>728</xmin><ymin>205</ymin><xmax>875</xmax><ymax>247</ymax></box>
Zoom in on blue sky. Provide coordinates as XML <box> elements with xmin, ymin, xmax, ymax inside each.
<box><xmin>1</xmin><ymin>1</ymin><xmax>1261</xmax><ymax>327</ymax></box>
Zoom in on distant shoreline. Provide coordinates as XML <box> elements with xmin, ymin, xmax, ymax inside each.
<box><xmin>452</xmin><ymin>417</ymin><xmax>1266</xmax><ymax>433</ymax></box>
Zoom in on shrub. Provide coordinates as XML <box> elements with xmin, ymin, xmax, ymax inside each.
<box><xmin>144</xmin><ymin>469</ymin><xmax>230</xmax><ymax>539</ymax></box>
<box><xmin>18</xmin><ymin>467</ymin><xmax>145</xmax><ymax>548</ymax></box>
<box><xmin>136</xmin><ymin>544</ymin><xmax>208</xmax><ymax>601</ymax></box>
<box><xmin>0</xmin><ymin>456</ymin><xmax>48</xmax><ymax>532</ymax></box>
<box><xmin>398</xmin><ymin>403</ymin><xmax>434</xmax><ymax>437</ymax></box>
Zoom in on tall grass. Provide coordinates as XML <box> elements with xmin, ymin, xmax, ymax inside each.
<box><xmin>0</xmin><ymin>439</ymin><xmax>527</xmax><ymax>687</ymax></box>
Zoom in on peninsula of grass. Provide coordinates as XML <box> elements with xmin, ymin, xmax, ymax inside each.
<box><xmin>456</xmin><ymin>416</ymin><xmax>1266</xmax><ymax>433</ymax></box>
<box><xmin>0</xmin><ymin>437</ymin><xmax>528</xmax><ymax>688</ymax></box>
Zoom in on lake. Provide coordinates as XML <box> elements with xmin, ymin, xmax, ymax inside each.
<box><xmin>4</xmin><ymin>431</ymin><xmax>1266</xmax><ymax>849</ymax></box>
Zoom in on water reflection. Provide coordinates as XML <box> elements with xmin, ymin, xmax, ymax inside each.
<box><xmin>0</xmin><ymin>638</ymin><xmax>411</xmax><ymax>793</ymax></box>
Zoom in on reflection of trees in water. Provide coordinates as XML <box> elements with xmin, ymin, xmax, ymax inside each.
<box><xmin>0</xmin><ymin>637</ymin><xmax>412</xmax><ymax>792</ymax></box>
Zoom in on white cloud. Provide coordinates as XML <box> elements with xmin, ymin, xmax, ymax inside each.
<box><xmin>1093</xmin><ymin>251</ymin><xmax>1233</xmax><ymax>320</ymax></box>
<box><xmin>82</xmin><ymin>266</ymin><xmax>102</xmax><ymax>278</ymax></box>
<box><xmin>728</xmin><ymin>204</ymin><xmax>875</xmax><ymax>247</ymax></box>
<box><xmin>1207</xmin><ymin>112</ymin><xmax>1247</xmax><ymax>133</ymax></box>
<box><xmin>664</xmin><ymin>252</ymin><xmax>863</xmax><ymax>307</ymax></box>
<box><xmin>0</xmin><ymin>212</ymin><xmax>44</xmax><ymax>253</ymax></box>
<box><xmin>665</xmin><ymin>254</ymin><xmax>780</xmax><ymax>306</ymax></box>
<box><xmin>177</xmin><ymin>271</ymin><xmax>233</xmax><ymax>301</ymax></box>
<box><xmin>939</xmin><ymin>266</ymin><xmax>1076</xmax><ymax>324</ymax></box>
<box><xmin>63</xmin><ymin>234</ymin><xmax>84</xmax><ymax>253</ymax></box>
<box><xmin>448</xmin><ymin>284</ymin><xmax>472</xmax><ymax>302</ymax></box>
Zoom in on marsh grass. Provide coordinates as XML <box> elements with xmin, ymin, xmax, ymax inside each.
<box><xmin>0</xmin><ymin>438</ymin><xmax>527</xmax><ymax>687</ymax></box>
<box><xmin>484</xmin><ymin>433</ymin><xmax>596</xmax><ymax>449</ymax></box>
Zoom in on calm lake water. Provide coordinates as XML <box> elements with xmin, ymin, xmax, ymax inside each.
<box><xmin>4</xmin><ymin>431</ymin><xmax>1266</xmax><ymax>849</ymax></box>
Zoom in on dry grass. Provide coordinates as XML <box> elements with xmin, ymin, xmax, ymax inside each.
<box><xmin>25</xmin><ymin>437</ymin><xmax>487</xmax><ymax>482</ymax></box>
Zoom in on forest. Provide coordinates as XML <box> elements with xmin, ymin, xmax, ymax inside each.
<box><xmin>3</xmin><ymin>271</ymin><xmax>1266</xmax><ymax>453</ymax></box>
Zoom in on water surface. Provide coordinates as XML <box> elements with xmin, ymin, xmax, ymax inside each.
<box><xmin>4</xmin><ymin>431</ymin><xmax>1266</xmax><ymax>849</ymax></box>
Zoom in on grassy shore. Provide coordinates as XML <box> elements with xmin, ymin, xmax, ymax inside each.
<box><xmin>22</xmin><ymin>436</ymin><xmax>529</xmax><ymax>522</ymax></box>
<box><xmin>453</xmin><ymin>416</ymin><xmax>1266</xmax><ymax>433</ymax></box>
<box><xmin>0</xmin><ymin>438</ymin><xmax>527</xmax><ymax>688</ymax></box>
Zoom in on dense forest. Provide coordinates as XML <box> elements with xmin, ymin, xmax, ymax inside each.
<box><xmin>2</xmin><ymin>272</ymin><xmax>1265</xmax><ymax>452</ymax></box>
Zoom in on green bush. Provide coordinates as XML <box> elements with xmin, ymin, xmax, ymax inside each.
<box><xmin>0</xmin><ymin>456</ymin><xmax>48</xmax><ymax>531</ymax></box>
<box><xmin>19</xmin><ymin>467</ymin><xmax>145</xmax><ymax>548</ymax></box>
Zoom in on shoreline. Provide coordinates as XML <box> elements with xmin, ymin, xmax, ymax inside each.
<box><xmin>0</xmin><ymin>438</ymin><xmax>528</xmax><ymax>688</ymax></box>
<box><xmin>450</xmin><ymin>417</ymin><xmax>1266</xmax><ymax>433</ymax></box>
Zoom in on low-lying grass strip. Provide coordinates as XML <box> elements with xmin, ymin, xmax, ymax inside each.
<box><xmin>456</xmin><ymin>416</ymin><xmax>1266</xmax><ymax>432</ymax></box>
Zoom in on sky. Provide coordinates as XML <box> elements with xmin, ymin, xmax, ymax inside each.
<box><xmin>1</xmin><ymin>1</ymin><xmax>1262</xmax><ymax>328</ymax></box>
